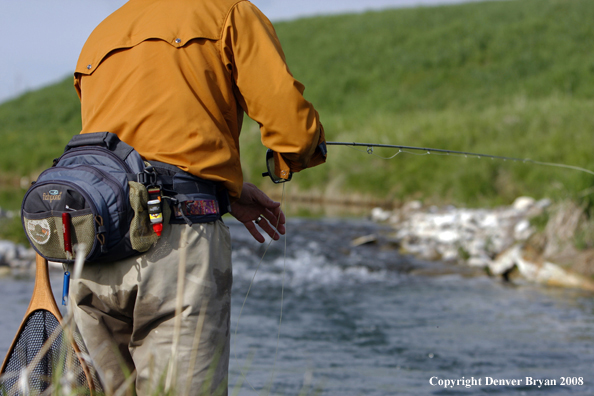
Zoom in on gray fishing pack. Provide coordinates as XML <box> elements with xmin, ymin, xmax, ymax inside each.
<box><xmin>21</xmin><ymin>132</ymin><xmax>157</xmax><ymax>263</ymax></box>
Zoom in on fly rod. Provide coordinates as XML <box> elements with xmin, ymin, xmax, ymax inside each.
<box><xmin>326</xmin><ymin>142</ymin><xmax>594</xmax><ymax>176</ymax></box>
<box><xmin>262</xmin><ymin>141</ymin><xmax>594</xmax><ymax>183</ymax></box>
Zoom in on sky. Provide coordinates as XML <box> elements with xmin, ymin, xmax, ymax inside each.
<box><xmin>0</xmin><ymin>0</ymin><xmax>486</xmax><ymax>104</ymax></box>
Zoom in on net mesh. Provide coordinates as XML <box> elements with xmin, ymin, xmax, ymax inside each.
<box><xmin>0</xmin><ymin>310</ymin><xmax>103</xmax><ymax>395</ymax></box>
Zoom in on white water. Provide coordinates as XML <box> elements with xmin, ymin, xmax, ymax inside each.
<box><xmin>2</xmin><ymin>218</ymin><xmax>594</xmax><ymax>395</ymax></box>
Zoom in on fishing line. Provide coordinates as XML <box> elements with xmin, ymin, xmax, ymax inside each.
<box><xmin>269</xmin><ymin>184</ymin><xmax>288</xmax><ymax>391</ymax></box>
<box><xmin>242</xmin><ymin>138</ymin><xmax>593</xmax><ymax>395</ymax></box>
<box><xmin>250</xmin><ymin>138</ymin><xmax>594</xmax><ymax>394</ymax></box>
<box><xmin>233</xmin><ymin>238</ymin><xmax>273</xmax><ymax>394</ymax></box>
<box><xmin>327</xmin><ymin>141</ymin><xmax>594</xmax><ymax>176</ymax></box>
<box><xmin>233</xmin><ymin>183</ymin><xmax>287</xmax><ymax>395</ymax></box>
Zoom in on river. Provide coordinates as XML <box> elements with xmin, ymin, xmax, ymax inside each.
<box><xmin>1</xmin><ymin>218</ymin><xmax>593</xmax><ymax>395</ymax></box>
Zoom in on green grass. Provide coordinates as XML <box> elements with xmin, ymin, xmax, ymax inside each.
<box><xmin>0</xmin><ymin>78</ymin><xmax>81</xmax><ymax>178</ymax></box>
<box><xmin>248</xmin><ymin>0</ymin><xmax>594</xmax><ymax>206</ymax></box>
<box><xmin>275</xmin><ymin>0</ymin><xmax>594</xmax><ymax>115</ymax></box>
<box><xmin>242</xmin><ymin>93</ymin><xmax>594</xmax><ymax>207</ymax></box>
<box><xmin>2</xmin><ymin>0</ymin><xmax>594</xmax><ymax>220</ymax></box>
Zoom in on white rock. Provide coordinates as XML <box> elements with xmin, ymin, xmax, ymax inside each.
<box><xmin>489</xmin><ymin>245</ymin><xmax>521</xmax><ymax>275</ymax></box>
<box><xmin>458</xmin><ymin>211</ymin><xmax>474</xmax><ymax>225</ymax></box>
<box><xmin>371</xmin><ymin>207</ymin><xmax>391</xmax><ymax>222</ymax></box>
<box><xmin>488</xmin><ymin>235</ymin><xmax>508</xmax><ymax>253</ymax></box>
<box><xmin>436</xmin><ymin>230</ymin><xmax>459</xmax><ymax>243</ymax></box>
<box><xmin>536</xmin><ymin>262</ymin><xmax>594</xmax><ymax>289</ymax></box>
<box><xmin>468</xmin><ymin>239</ymin><xmax>486</xmax><ymax>256</ymax></box>
<box><xmin>478</xmin><ymin>213</ymin><xmax>499</xmax><ymax>228</ymax></box>
<box><xmin>379</xmin><ymin>196</ymin><xmax>592</xmax><ymax>288</ymax></box>
<box><xmin>513</xmin><ymin>219</ymin><xmax>533</xmax><ymax>240</ymax></box>
<box><xmin>512</xmin><ymin>196</ymin><xmax>535</xmax><ymax>211</ymax></box>
<box><xmin>431</xmin><ymin>214</ymin><xmax>456</xmax><ymax>228</ymax></box>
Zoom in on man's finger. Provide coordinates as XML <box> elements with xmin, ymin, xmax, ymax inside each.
<box><xmin>256</xmin><ymin>217</ymin><xmax>282</xmax><ymax>240</ymax></box>
<box><xmin>261</xmin><ymin>209</ymin><xmax>285</xmax><ymax>236</ymax></box>
<box><xmin>271</xmin><ymin>204</ymin><xmax>286</xmax><ymax>226</ymax></box>
<box><xmin>244</xmin><ymin>221</ymin><xmax>265</xmax><ymax>243</ymax></box>
<box><xmin>261</xmin><ymin>208</ymin><xmax>281</xmax><ymax>226</ymax></box>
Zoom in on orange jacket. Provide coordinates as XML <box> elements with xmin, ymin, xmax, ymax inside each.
<box><xmin>74</xmin><ymin>0</ymin><xmax>326</xmax><ymax>200</ymax></box>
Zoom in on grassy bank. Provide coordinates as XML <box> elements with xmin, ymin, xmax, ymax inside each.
<box><xmin>275</xmin><ymin>0</ymin><xmax>594</xmax><ymax>115</ymax></box>
<box><xmin>1</xmin><ymin>0</ymin><xmax>594</xmax><ymax>242</ymax></box>
<box><xmin>246</xmin><ymin>0</ymin><xmax>594</xmax><ymax>206</ymax></box>
<box><xmin>242</xmin><ymin>94</ymin><xmax>594</xmax><ymax>207</ymax></box>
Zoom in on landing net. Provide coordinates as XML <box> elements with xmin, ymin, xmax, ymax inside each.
<box><xmin>0</xmin><ymin>310</ymin><xmax>102</xmax><ymax>396</ymax></box>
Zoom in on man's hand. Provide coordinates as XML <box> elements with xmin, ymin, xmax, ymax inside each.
<box><xmin>230</xmin><ymin>182</ymin><xmax>286</xmax><ymax>243</ymax></box>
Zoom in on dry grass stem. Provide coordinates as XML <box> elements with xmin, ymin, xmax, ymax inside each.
<box><xmin>166</xmin><ymin>227</ymin><xmax>189</xmax><ymax>392</ymax></box>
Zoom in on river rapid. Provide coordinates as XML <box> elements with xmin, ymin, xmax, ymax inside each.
<box><xmin>1</xmin><ymin>218</ymin><xmax>593</xmax><ymax>395</ymax></box>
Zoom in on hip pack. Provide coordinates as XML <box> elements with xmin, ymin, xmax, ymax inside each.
<box><xmin>22</xmin><ymin>132</ymin><xmax>229</xmax><ymax>264</ymax></box>
<box><xmin>22</xmin><ymin>132</ymin><xmax>158</xmax><ymax>263</ymax></box>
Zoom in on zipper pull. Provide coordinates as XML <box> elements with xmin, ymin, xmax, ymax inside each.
<box><xmin>62</xmin><ymin>270</ymin><xmax>71</xmax><ymax>306</ymax></box>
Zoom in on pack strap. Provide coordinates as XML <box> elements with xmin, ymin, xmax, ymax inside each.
<box><xmin>66</xmin><ymin>132</ymin><xmax>135</xmax><ymax>163</ymax></box>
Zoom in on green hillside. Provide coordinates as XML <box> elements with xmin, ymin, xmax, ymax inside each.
<box><xmin>1</xmin><ymin>0</ymin><xmax>594</xmax><ymax>218</ymax></box>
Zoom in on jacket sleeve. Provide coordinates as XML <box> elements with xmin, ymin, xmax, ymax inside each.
<box><xmin>221</xmin><ymin>0</ymin><xmax>326</xmax><ymax>179</ymax></box>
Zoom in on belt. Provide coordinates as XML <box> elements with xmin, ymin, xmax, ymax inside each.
<box><xmin>146</xmin><ymin>161</ymin><xmax>231</xmax><ymax>224</ymax></box>
<box><xmin>173</xmin><ymin>199</ymin><xmax>220</xmax><ymax>218</ymax></box>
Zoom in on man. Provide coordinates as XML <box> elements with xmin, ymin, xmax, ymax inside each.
<box><xmin>70</xmin><ymin>0</ymin><xmax>326</xmax><ymax>394</ymax></box>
